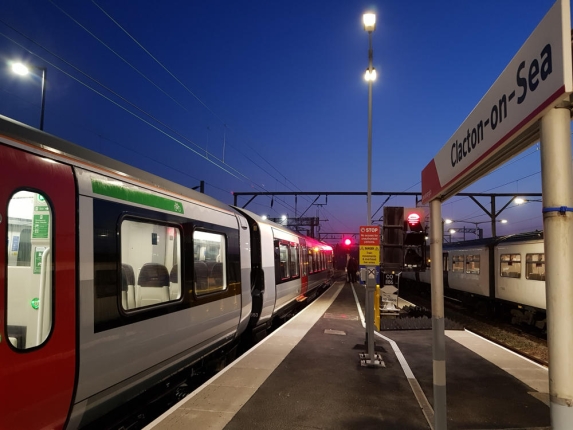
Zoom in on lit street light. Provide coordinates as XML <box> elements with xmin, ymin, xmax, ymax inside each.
<box><xmin>514</xmin><ymin>197</ymin><xmax>542</xmax><ymax>205</ymax></box>
<box><xmin>11</xmin><ymin>62</ymin><xmax>47</xmax><ymax>131</ymax></box>
<box><xmin>364</xmin><ymin>68</ymin><xmax>377</xmax><ymax>82</ymax></box>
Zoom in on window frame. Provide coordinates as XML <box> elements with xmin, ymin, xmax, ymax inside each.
<box><xmin>6</xmin><ymin>189</ymin><xmax>55</xmax><ymax>351</ymax></box>
<box><xmin>192</xmin><ymin>228</ymin><xmax>228</xmax><ymax>297</ymax></box>
<box><xmin>119</xmin><ymin>217</ymin><xmax>184</xmax><ymax>312</ymax></box>
<box><xmin>500</xmin><ymin>253</ymin><xmax>522</xmax><ymax>278</ymax></box>
<box><xmin>525</xmin><ymin>253</ymin><xmax>545</xmax><ymax>281</ymax></box>
<box><xmin>451</xmin><ymin>254</ymin><xmax>464</xmax><ymax>273</ymax></box>
<box><xmin>465</xmin><ymin>254</ymin><xmax>480</xmax><ymax>275</ymax></box>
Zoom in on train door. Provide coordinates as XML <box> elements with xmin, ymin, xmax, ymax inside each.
<box><xmin>300</xmin><ymin>239</ymin><xmax>308</xmax><ymax>295</ymax></box>
<box><xmin>0</xmin><ymin>143</ymin><xmax>76</xmax><ymax>429</ymax></box>
<box><xmin>443</xmin><ymin>252</ymin><xmax>449</xmax><ymax>288</ymax></box>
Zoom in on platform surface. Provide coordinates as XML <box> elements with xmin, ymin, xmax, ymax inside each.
<box><xmin>146</xmin><ymin>281</ymin><xmax>550</xmax><ymax>430</ymax></box>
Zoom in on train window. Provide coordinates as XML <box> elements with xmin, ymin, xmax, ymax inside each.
<box><xmin>301</xmin><ymin>245</ymin><xmax>308</xmax><ymax>276</ymax></box>
<box><xmin>465</xmin><ymin>255</ymin><xmax>480</xmax><ymax>275</ymax></box>
<box><xmin>308</xmin><ymin>250</ymin><xmax>314</xmax><ymax>274</ymax></box>
<box><xmin>526</xmin><ymin>253</ymin><xmax>545</xmax><ymax>281</ymax></box>
<box><xmin>6</xmin><ymin>191</ymin><xmax>53</xmax><ymax>350</ymax></box>
<box><xmin>500</xmin><ymin>254</ymin><xmax>521</xmax><ymax>278</ymax></box>
<box><xmin>194</xmin><ymin>231</ymin><xmax>227</xmax><ymax>295</ymax></box>
<box><xmin>289</xmin><ymin>244</ymin><xmax>300</xmax><ymax>277</ymax></box>
<box><xmin>121</xmin><ymin>220</ymin><xmax>182</xmax><ymax>309</ymax></box>
<box><xmin>277</xmin><ymin>242</ymin><xmax>290</xmax><ymax>279</ymax></box>
<box><xmin>452</xmin><ymin>255</ymin><xmax>464</xmax><ymax>272</ymax></box>
<box><xmin>443</xmin><ymin>253</ymin><xmax>449</xmax><ymax>271</ymax></box>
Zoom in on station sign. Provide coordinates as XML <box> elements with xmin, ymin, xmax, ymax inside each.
<box><xmin>422</xmin><ymin>0</ymin><xmax>572</xmax><ymax>204</ymax></box>
<box><xmin>359</xmin><ymin>225</ymin><xmax>380</xmax><ymax>245</ymax></box>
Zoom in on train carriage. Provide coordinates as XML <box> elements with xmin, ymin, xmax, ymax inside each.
<box><xmin>0</xmin><ymin>115</ymin><xmax>333</xmax><ymax>429</ymax></box>
<box><xmin>442</xmin><ymin>243</ymin><xmax>490</xmax><ymax>298</ymax></box>
<box><xmin>401</xmin><ymin>231</ymin><xmax>547</xmax><ymax>327</ymax></box>
<box><xmin>233</xmin><ymin>208</ymin><xmax>333</xmax><ymax>335</ymax></box>
<box><xmin>494</xmin><ymin>235</ymin><xmax>546</xmax><ymax>311</ymax></box>
<box><xmin>1</xmin><ymin>120</ymin><xmax>254</xmax><ymax>429</ymax></box>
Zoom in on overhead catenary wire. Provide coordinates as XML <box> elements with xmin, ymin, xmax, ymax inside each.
<box><xmin>87</xmin><ymin>1</ymin><xmax>352</xmax><ymax>229</ymax></box>
<box><xmin>2</xmin><ymin>3</ymin><xmax>547</xmax><ymax>235</ymax></box>
<box><xmin>0</xmin><ymin>18</ymin><xmax>302</xmax><ymax>216</ymax></box>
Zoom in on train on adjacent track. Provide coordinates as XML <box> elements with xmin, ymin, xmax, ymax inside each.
<box><xmin>401</xmin><ymin>231</ymin><xmax>546</xmax><ymax>328</ymax></box>
<box><xmin>0</xmin><ymin>115</ymin><xmax>334</xmax><ymax>430</ymax></box>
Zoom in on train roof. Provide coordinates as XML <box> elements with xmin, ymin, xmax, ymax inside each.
<box><xmin>444</xmin><ymin>230</ymin><xmax>544</xmax><ymax>249</ymax></box>
<box><xmin>0</xmin><ymin>114</ymin><xmax>232</xmax><ymax>212</ymax></box>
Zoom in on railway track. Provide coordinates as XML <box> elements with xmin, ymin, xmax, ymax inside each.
<box><xmin>398</xmin><ymin>289</ymin><xmax>548</xmax><ymax>367</ymax></box>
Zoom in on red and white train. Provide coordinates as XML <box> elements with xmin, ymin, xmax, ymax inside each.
<box><xmin>0</xmin><ymin>114</ymin><xmax>333</xmax><ymax>429</ymax></box>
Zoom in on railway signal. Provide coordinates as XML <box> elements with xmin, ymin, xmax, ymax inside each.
<box><xmin>403</xmin><ymin>208</ymin><xmax>427</xmax><ymax>269</ymax></box>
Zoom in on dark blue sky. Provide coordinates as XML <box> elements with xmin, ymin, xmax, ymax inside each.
<box><xmin>0</xmin><ymin>0</ymin><xmax>562</xmax><ymax>241</ymax></box>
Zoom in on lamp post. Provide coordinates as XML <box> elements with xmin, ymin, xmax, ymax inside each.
<box><xmin>11</xmin><ymin>62</ymin><xmax>47</xmax><ymax>131</ymax></box>
<box><xmin>361</xmin><ymin>12</ymin><xmax>382</xmax><ymax>368</ymax></box>
<box><xmin>363</xmin><ymin>12</ymin><xmax>376</xmax><ymax>226</ymax></box>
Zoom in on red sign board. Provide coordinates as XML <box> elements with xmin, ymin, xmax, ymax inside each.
<box><xmin>359</xmin><ymin>225</ymin><xmax>380</xmax><ymax>246</ymax></box>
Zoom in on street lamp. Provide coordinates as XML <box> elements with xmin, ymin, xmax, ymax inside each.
<box><xmin>361</xmin><ymin>11</ymin><xmax>381</xmax><ymax>368</ymax></box>
<box><xmin>514</xmin><ymin>197</ymin><xmax>542</xmax><ymax>205</ymax></box>
<box><xmin>364</xmin><ymin>68</ymin><xmax>377</xmax><ymax>81</ymax></box>
<box><xmin>11</xmin><ymin>62</ymin><xmax>47</xmax><ymax>131</ymax></box>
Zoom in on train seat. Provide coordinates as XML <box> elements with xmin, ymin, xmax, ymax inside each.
<box><xmin>194</xmin><ymin>261</ymin><xmax>209</xmax><ymax>293</ymax></box>
<box><xmin>136</xmin><ymin>263</ymin><xmax>170</xmax><ymax>307</ymax></box>
<box><xmin>121</xmin><ymin>264</ymin><xmax>136</xmax><ymax>309</ymax></box>
<box><xmin>169</xmin><ymin>264</ymin><xmax>180</xmax><ymax>300</ymax></box>
<box><xmin>210</xmin><ymin>262</ymin><xmax>223</xmax><ymax>288</ymax></box>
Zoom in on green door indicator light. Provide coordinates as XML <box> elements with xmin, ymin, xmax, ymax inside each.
<box><xmin>31</xmin><ymin>298</ymin><xmax>40</xmax><ymax>310</ymax></box>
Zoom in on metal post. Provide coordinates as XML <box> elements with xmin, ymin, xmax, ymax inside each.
<box><xmin>366</xmin><ymin>31</ymin><xmax>373</xmax><ymax>226</ymax></box>
<box><xmin>360</xmin><ymin>24</ymin><xmax>381</xmax><ymax>367</ymax></box>
<box><xmin>430</xmin><ymin>199</ymin><xmax>447</xmax><ymax>429</ymax></box>
<box><xmin>39</xmin><ymin>68</ymin><xmax>46</xmax><ymax>131</ymax></box>
<box><xmin>491</xmin><ymin>196</ymin><xmax>496</xmax><ymax>237</ymax></box>
<box><xmin>365</xmin><ymin>28</ymin><xmax>374</xmax><ymax>355</ymax></box>
<box><xmin>366</xmin><ymin>268</ymin><xmax>376</xmax><ymax>363</ymax></box>
<box><xmin>539</xmin><ymin>106</ymin><xmax>573</xmax><ymax>429</ymax></box>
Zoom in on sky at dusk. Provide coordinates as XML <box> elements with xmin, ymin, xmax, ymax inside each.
<box><xmin>0</xmin><ymin>0</ymin><xmax>564</xmax><ymax>243</ymax></box>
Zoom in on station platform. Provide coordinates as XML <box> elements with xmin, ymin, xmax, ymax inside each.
<box><xmin>145</xmin><ymin>281</ymin><xmax>550</xmax><ymax>430</ymax></box>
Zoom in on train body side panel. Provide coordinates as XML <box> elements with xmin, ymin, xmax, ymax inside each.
<box><xmin>495</xmin><ymin>240</ymin><xmax>546</xmax><ymax>309</ymax></box>
<box><xmin>236</xmin><ymin>214</ymin><xmax>253</xmax><ymax>336</ymax></box>
<box><xmin>271</xmin><ymin>228</ymin><xmax>302</xmax><ymax>311</ymax></box>
<box><xmin>257</xmin><ymin>222</ymin><xmax>277</xmax><ymax>324</ymax></box>
<box><xmin>446</xmin><ymin>246</ymin><xmax>490</xmax><ymax>297</ymax></box>
<box><xmin>72</xmin><ymin>170</ymin><xmax>244</xmax><ymax>425</ymax></box>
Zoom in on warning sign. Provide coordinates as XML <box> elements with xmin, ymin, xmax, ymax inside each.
<box><xmin>359</xmin><ymin>245</ymin><xmax>380</xmax><ymax>265</ymax></box>
<box><xmin>359</xmin><ymin>225</ymin><xmax>380</xmax><ymax>246</ymax></box>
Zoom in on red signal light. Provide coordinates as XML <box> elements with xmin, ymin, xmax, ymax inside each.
<box><xmin>407</xmin><ymin>213</ymin><xmax>421</xmax><ymax>226</ymax></box>
<box><xmin>344</xmin><ymin>238</ymin><xmax>352</xmax><ymax>246</ymax></box>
